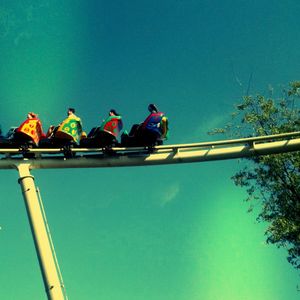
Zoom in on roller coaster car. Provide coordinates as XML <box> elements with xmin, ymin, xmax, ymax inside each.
<box><xmin>0</xmin><ymin>118</ymin><xmax>45</xmax><ymax>158</ymax></box>
<box><xmin>121</xmin><ymin>113</ymin><xmax>168</xmax><ymax>148</ymax></box>
<box><xmin>0</xmin><ymin>118</ymin><xmax>45</xmax><ymax>150</ymax></box>
<box><xmin>0</xmin><ymin>128</ymin><xmax>17</xmax><ymax>149</ymax></box>
<box><xmin>39</xmin><ymin>117</ymin><xmax>83</xmax><ymax>157</ymax></box>
<box><xmin>0</xmin><ymin>127</ymin><xmax>16</xmax><ymax>147</ymax></box>
<box><xmin>39</xmin><ymin>128</ymin><xmax>77</xmax><ymax>148</ymax></box>
<box><xmin>121</xmin><ymin>125</ymin><xmax>164</xmax><ymax>147</ymax></box>
<box><xmin>80</xmin><ymin>128</ymin><xmax>119</xmax><ymax>148</ymax></box>
<box><xmin>16</xmin><ymin>118</ymin><xmax>46</xmax><ymax>148</ymax></box>
<box><xmin>80</xmin><ymin>116</ymin><xmax>123</xmax><ymax>149</ymax></box>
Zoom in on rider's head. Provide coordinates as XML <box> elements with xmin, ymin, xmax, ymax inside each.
<box><xmin>28</xmin><ymin>112</ymin><xmax>37</xmax><ymax>119</ymax></box>
<box><xmin>109</xmin><ymin>109</ymin><xmax>119</xmax><ymax>116</ymax></box>
<box><xmin>148</xmin><ymin>104</ymin><xmax>158</xmax><ymax>113</ymax></box>
<box><xmin>68</xmin><ymin>108</ymin><xmax>75</xmax><ymax>116</ymax></box>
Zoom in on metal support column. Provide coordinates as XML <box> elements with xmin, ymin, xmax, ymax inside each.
<box><xmin>17</xmin><ymin>163</ymin><xmax>66</xmax><ymax>300</ymax></box>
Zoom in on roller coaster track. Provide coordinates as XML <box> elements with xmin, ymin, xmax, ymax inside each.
<box><xmin>6</xmin><ymin>131</ymin><xmax>300</xmax><ymax>300</ymax></box>
<box><xmin>0</xmin><ymin>131</ymin><xmax>300</xmax><ymax>170</ymax></box>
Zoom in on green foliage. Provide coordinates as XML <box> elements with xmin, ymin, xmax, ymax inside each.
<box><xmin>211</xmin><ymin>82</ymin><xmax>300</xmax><ymax>271</ymax></box>
<box><xmin>287</xmin><ymin>81</ymin><xmax>300</xmax><ymax>96</ymax></box>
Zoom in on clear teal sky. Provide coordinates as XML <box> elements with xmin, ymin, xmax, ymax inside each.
<box><xmin>0</xmin><ymin>1</ymin><xmax>300</xmax><ymax>299</ymax></box>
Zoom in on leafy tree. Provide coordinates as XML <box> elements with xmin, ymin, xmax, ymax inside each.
<box><xmin>210</xmin><ymin>82</ymin><xmax>300</xmax><ymax>272</ymax></box>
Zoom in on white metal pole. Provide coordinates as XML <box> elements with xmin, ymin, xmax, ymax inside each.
<box><xmin>17</xmin><ymin>163</ymin><xmax>66</xmax><ymax>300</ymax></box>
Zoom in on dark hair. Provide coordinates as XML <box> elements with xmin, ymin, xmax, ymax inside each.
<box><xmin>28</xmin><ymin>112</ymin><xmax>38</xmax><ymax>118</ymax></box>
<box><xmin>68</xmin><ymin>108</ymin><xmax>75</xmax><ymax>113</ymax></box>
<box><xmin>110</xmin><ymin>109</ymin><xmax>119</xmax><ymax>116</ymax></box>
<box><xmin>148</xmin><ymin>104</ymin><xmax>158</xmax><ymax>113</ymax></box>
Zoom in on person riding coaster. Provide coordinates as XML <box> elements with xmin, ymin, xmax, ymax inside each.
<box><xmin>1</xmin><ymin>112</ymin><xmax>46</xmax><ymax>149</ymax></box>
<box><xmin>121</xmin><ymin>104</ymin><xmax>168</xmax><ymax>147</ymax></box>
<box><xmin>0</xmin><ymin>112</ymin><xmax>46</xmax><ymax>158</ymax></box>
<box><xmin>39</xmin><ymin>108</ymin><xmax>84</xmax><ymax>157</ymax></box>
<box><xmin>80</xmin><ymin>109</ymin><xmax>123</xmax><ymax>148</ymax></box>
<box><xmin>15</xmin><ymin>112</ymin><xmax>46</xmax><ymax>146</ymax></box>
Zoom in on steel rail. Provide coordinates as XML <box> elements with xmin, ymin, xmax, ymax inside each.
<box><xmin>0</xmin><ymin>131</ymin><xmax>299</xmax><ymax>155</ymax></box>
<box><xmin>6</xmin><ymin>131</ymin><xmax>300</xmax><ymax>300</ymax></box>
<box><xmin>0</xmin><ymin>133</ymin><xmax>297</xmax><ymax>170</ymax></box>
